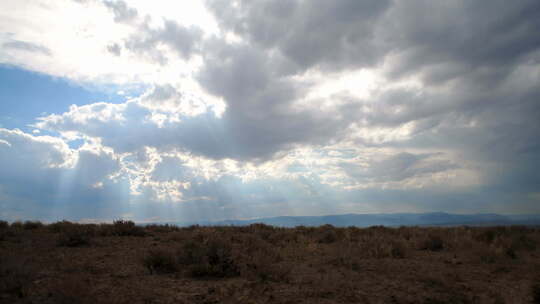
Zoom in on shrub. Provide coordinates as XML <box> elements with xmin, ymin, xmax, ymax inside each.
<box><xmin>0</xmin><ymin>257</ymin><xmax>34</xmax><ymax>299</ymax></box>
<box><xmin>22</xmin><ymin>221</ymin><xmax>43</xmax><ymax>230</ymax></box>
<box><xmin>504</xmin><ymin>247</ymin><xmax>517</xmax><ymax>259</ymax></box>
<box><xmin>48</xmin><ymin>220</ymin><xmax>76</xmax><ymax>233</ymax></box>
<box><xmin>111</xmin><ymin>220</ymin><xmax>145</xmax><ymax>236</ymax></box>
<box><xmin>10</xmin><ymin>221</ymin><xmax>23</xmax><ymax>229</ymax></box>
<box><xmin>480</xmin><ymin>230</ymin><xmax>495</xmax><ymax>244</ymax></box>
<box><xmin>57</xmin><ymin>226</ymin><xmax>92</xmax><ymax>247</ymax></box>
<box><xmin>476</xmin><ymin>247</ymin><xmax>498</xmax><ymax>264</ymax></box>
<box><xmin>179</xmin><ymin>237</ymin><xmax>239</xmax><ymax>278</ymax></box>
<box><xmin>145</xmin><ymin>224</ymin><xmax>179</xmax><ymax>233</ymax></box>
<box><xmin>390</xmin><ymin>241</ymin><xmax>407</xmax><ymax>258</ymax></box>
<box><xmin>533</xmin><ymin>282</ymin><xmax>540</xmax><ymax>304</ymax></box>
<box><xmin>248</xmin><ymin>223</ymin><xmax>275</xmax><ymax>240</ymax></box>
<box><xmin>142</xmin><ymin>249</ymin><xmax>178</xmax><ymax>274</ymax></box>
<box><xmin>511</xmin><ymin>234</ymin><xmax>537</xmax><ymax>251</ymax></box>
<box><xmin>49</xmin><ymin>275</ymin><xmax>93</xmax><ymax>304</ymax></box>
<box><xmin>236</xmin><ymin>236</ymin><xmax>290</xmax><ymax>282</ymax></box>
<box><xmin>318</xmin><ymin>228</ymin><xmax>339</xmax><ymax>244</ymax></box>
<box><xmin>421</xmin><ymin>235</ymin><xmax>444</xmax><ymax>251</ymax></box>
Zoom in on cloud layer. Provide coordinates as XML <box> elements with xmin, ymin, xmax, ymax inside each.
<box><xmin>1</xmin><ymin>0</ymin><xmax>539</xmax><ymax>222</ymax></box>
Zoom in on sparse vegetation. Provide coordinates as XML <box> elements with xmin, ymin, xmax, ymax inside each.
<box><xmin>142</xmin><ymin>248</ymin><xmax>178</xmax><ymax>274</ymax></box>
<box><xmin>22</xmin><ymin>221</ymin><xmax>43</xmax><ymax>230</ymax></box>
<box><xmin>0</xmin><ymin>220</ymin><xmax>539</xmax><ymax>303</ymax></box>
<box><xmin>179</xmin><ymin>237</ymin><xmax>239</xmax><ymax>278</ymax></box>
<box><xmin>533</xmin><ymin>282</ymin><xmax>540</xmax><ymax>304</ymax></box>
<box><xmin>57</xmin><ymin>225</ymin><xmax>93</xmax><ymax>247</ymax></box>
<box><xmin>0</xmin><ymin>256</ymin><xmax>34</xmax><ymax>299</ymax></box>
<box><xmin>10</xmin><ymin>221</ymin><xmax>23</xmax><ymax>229</ymax></box>
<box><xmin>421</xmin><ymin>234</ymin><xmax>444</xmax><ymax>251</ymax></box>
<box><xmin>107</xmin><ymin>220</ymin><xmax>146</xmax><ymax>237</ymax></box>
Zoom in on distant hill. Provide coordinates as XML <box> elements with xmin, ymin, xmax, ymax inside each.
<box><xmin>163</xmin><ymin>212</ymin><xmax>540</xmax><ymax>227</ymax></box>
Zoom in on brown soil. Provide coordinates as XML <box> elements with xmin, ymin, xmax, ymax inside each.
<box><xmin>1</xmin><ymin>221</ymin><xmax>539</xmax><ymax>303</ymax></box>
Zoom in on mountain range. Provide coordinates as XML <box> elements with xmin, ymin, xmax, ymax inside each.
<box><xmin>162</xmin><ymin>212</ymin><xmax>540</xmax><ymax>227</ymax></box>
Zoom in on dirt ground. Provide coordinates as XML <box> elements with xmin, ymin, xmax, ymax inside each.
<box><xmin>1</xmin><ymin>221</ymin><xmax>539</xmax><ymax>303</ymax></box>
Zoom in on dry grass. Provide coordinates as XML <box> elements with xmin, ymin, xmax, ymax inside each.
<box><xmin>0</xmin><ymin>222</ymin><xmax>539</xmax><ymax>303</ymax></box>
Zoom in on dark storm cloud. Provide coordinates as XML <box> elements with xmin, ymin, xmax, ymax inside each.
<box><xmin>206</xmin><ymin>0</ymin><xmax>391</xmax><ymax>72</ymax></box>
<box><xmin>382</xmin><ymin>0</ymin><xmax>540</xmax><ymax>85</ymax></box>
<box><xmin>198</xmin><ymin>40</ymin><xmax>350</xmax><ymax>160</ymax></box>
<box><xmin>200</xmin><ymin>0</ymin><xmax>540</xmax><ymax>144</ymax></box>
<box><xmin>206</xmin><ymin>0</ymin><xmax>540</xmax><ymax>82</ymax></box>
<box><xmin>202</xmin><ymin>0</ymin><xmax>540</xmax><ymax>212</ymax></box>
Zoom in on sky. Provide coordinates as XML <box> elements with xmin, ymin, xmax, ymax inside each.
<box><xmin>0</xmin><ymin>0</ymin><xmax>539</xmax><ymax>223</ymax></box>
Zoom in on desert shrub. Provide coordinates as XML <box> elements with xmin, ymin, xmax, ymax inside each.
<box><xmin>476</xmin><ymin>227</ymin><xmax>508</xmax><ymax>244</ymax></box>
<box><xmin>0</xmin><ymin>220</ymin><xmax>8</xmax><ymax>229</ymax></box>
<box><xmin>179</xmin><ymin>237</ymin><xmax>239</xmax><ymax>278</ymax></box>
<box><xmin>167</xmin><ymin>231</ymin><xmax>190</xmax><ymax>243</ymax></box>
<box><xmin>476</xmin><ymin>247</ymin><xmax>498</xmax><ymax>264</ymax></box>
<box><xmin>504</xmin><ymin>247</ymin><xmax>517</xmax><ymax>259</ymax></box>
<box><xmin>10</xmin><ymin>221</ymin><xmax>23</xmax><ymax>229</ymax></box>
<box><xmin>235</xmin><ymin>235</ymin><xmax>290</xmax><ymax>282</ymax></box>
<box><xmin>420</xmin><ymin>234</ymin><xmax>444</xmax><ymax>251</ymax></box>
<box><xmin>48</xmin><ymin>220</ymin><xmax>77</xmax><ymax>233</ymax></box>
<box><xmin>318</xmin><ymin>226</ymin><xmax>339</xmax><ymax>244</ymax></box>
<box><xmin>142</xmin><ymin>248</ymin><xmax>178</xmax><ymax>274</ymax></box>
<box><xmin>178</xmin><ymin>240</ymin><xmax>207</xmax><ymax>265</ymax></box>
<box><xmin>184</xmin><ymin>224</ymin><xmax>200</xmax><ymax>232</ymax></box>
<box><xmin>0</xmin><ymin>257</ymin><xmax>34</xmax><ymax>299</ymax></box>
<box><xmin>510</xmin><ymin>234</ymin><xmax>537</xmax><ymax>251</ymax></box>
<box><xmin>267</xmin><ymin>229</ymin><xmax>297</xmax><ymax>245</ymax></box>
<box><xmin>390</xmin><ymin>241</ymin><xmax>407</xmax><ymax>258</ymax></box>
<box><xmin>145</xmin><ymin>224</ymin><xmax>179</xmax><ymax>233</ymax></box>
<box><xmin>110</xmin><ymin>220</ymin><xmax>145</xmax><ymax>236</ymax></box>
<box><xmin>22</xmin><ymin>220</ymin><xmax>43</xmax><ymax>230</ymax></box>
<box><xmin>533</xmin><ymin>282</ymin><xmax>540</xmax><ymax>304</ymax></box>
<box><xmin>397</xmin><ymin>226</ymin><xmax>414</xmax><ymax>240</ymax></box>
<box><xmin>57</xmin><ymin>226</ymin><xmax>92</xmax><ymax>247</ymax></box>
<box><xmin>249</xmin><ymin>223</ymin><xmax>275</xmax><ymax>241</ymax></box>
<box><xmin>246</xmin><ymin>254</ymin><xmax>290</xmax><ymax>282</ymax></box>
<box><xmin>0</xmin><ymin>228</ymin><xmax>22</xmax><ymax>243</ymax></box>
<box><xmin>359</xmin><ymin>237</ymin><xmax>408</xmax><ymax>259</ymax></box>
<box><xmin>49</xmin><ymin>274</ymin><xmax>93</xmax><ymax>304</ymax></box>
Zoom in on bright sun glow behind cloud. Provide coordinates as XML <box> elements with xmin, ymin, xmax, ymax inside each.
<box><xmin>0</xmin><ymin>0</ymin><xmax>219</xmax><ymax>86</ymax></box>
<box><xmin>127</xmin><ymin>0</ymin><xmax>219</xmax><ymax>33</ymax></box>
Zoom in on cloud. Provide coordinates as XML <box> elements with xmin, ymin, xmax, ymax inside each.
<box><xmin>0</xmin><ymin>128</ymin><xmax>128</xmax><ymax>221</ymax></box>
<box><xmin>2</xmin><ymin>40</ymin><xmax>52</xmax><ymax>56</ymax></box>
<box><xmin>380</xmin><ymin>0</ymin><xmax>540</xmax><ymax>85</ymax></box>
<box><xmin>205</xmin><ymin>0</ymin><xmax>391</xmax><ymax>72</ymax></box>
<box><xmin>205</xmin><ymin>0</ymin><xmax>540</xmax><ymax>90</ymax></box>
<box><xmin>106</xmin><ymin>43</ymin><xmax>122</xmax><ymax>56</ymax></box>
<box><xmin>122</xmin><ymin>20</ymin><xmax>204</xmax><ymax>63</ymax></box>
<box><xmin>1</xmin><ymin>0</ymin><xmax>540</xmax><ymax>220</ymax></box>
<box><xmin>34</xmin><ymin>81</ymin><xmax>345</xmax><ymax>161</ymax></box>
<box><xmin>103</xmin><ymin>0</ymin><xmax>138</xmax><ymax>23</ymax></box>
<box><xmin>341</xmin><ymin>152</ymin><xmax>459</xmax><ymax>183</ymax></box>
